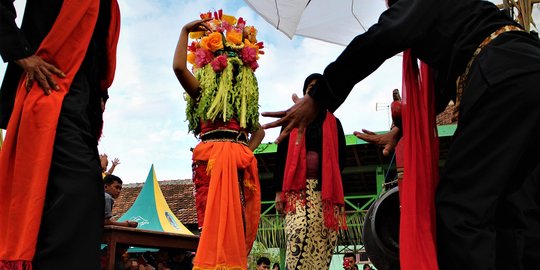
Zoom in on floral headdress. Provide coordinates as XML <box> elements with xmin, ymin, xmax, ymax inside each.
<box><xmin>185</xmin><ymin>10</ymin><xmax>264</xmax><ymax>134</ymax></box>
<box><xmin>187</xmin><ymin>10</ymin><xmax>264</xmax><ymax>72</ymax></box>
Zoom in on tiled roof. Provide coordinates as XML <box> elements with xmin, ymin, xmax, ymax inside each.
<box><xmin>111</xmin><ymin>179</ymin><xmax>198</xmax><ymax>225</ymax></box>
<box><xmin>436</xmin><ymin>101</ymin><xmax>457</xmax><ymax>126</ymax></box>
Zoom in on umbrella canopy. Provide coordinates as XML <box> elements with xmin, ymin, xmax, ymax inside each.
<box><xmin>244</xmin><ymin>0</ymin><xmax>386</xmax><ymax>46</ymax></box>
<box><xmin>244</xmin><ymin>0</ymin><xmax>537</xmax><ymax>46</ymax></box>
<box><xmin>118</xmin><ymin>165</ymin><xmax>193</xmax><ymax>235</ymax></box>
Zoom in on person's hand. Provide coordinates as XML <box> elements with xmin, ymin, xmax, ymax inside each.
<box><xmin>112</xmin><ymin>158</ymin><xmax>120</xmax><ymax>166</ymax></box>
<box><xmin>183</xmin><ymin>18</ymin><xmax>212</xmax><ymax>33</ymax></box>
<box><xmin>126</xmin><ymin>220</ymin><xmax>138</xmax><ymax>228</ymax></box>
<box><xmin>275</xmin><ymin>192</ymin><xmax>285</xmax><ymax>215</ymax></box>
<box><xmin>15</xmin><ymin>55</ymin><xmax>66</xmax><ymax>95</ymax></box>
<box><xmin>262</xmin><ymin>93</ymin><xmax>321</xmax><ymax>144</ymax></box>
<box><xmin>354</xmin><ymin>127</ymin><xmax>401</xmax><ymax>156</ymax></box>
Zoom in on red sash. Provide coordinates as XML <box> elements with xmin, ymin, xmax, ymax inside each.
<box><xmin>282</xmin><ymin>112</ymin><xmax>346</xmax><ymax>230</ymax></box>
<box><xmin>0</xmin><ymin>1</ymin><xmax>120</xmax><ymax>268</ymax></box>
<box><xmin>399</xmin><ymin>49</ymin><xmax>439</xmax><ymax>270</ymax></box>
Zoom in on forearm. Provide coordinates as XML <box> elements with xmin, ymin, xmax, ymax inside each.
<box><xmin>0</xmin><ymin>0</ymin><xmax>32</xmax><ymax>62</ymax></box>
<box><xmin>172</xmin><ymin>27</ymin><xmax>199</xmax><ymax>99</ymax></box>
<box><xmin>248</xmin><ymin>126</ymin><xmax>265</xmax><ymax>151</ymax></box>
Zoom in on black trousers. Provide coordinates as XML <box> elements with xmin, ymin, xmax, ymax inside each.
<box><xmin>436</xmin><ymin>34</ymin><xmax>540</xmax><ymax>269</ymax></box>
<box><xmin>32</xmin><ymin>70</ymin><xmax>104</xmax><ymax>270</ymax></box>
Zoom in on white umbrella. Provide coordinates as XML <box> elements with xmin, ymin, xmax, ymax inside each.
<box><xmin>244</xmin><ymin>0</ymin><xmax>539</xmax><ymax>46</ymax></box>
<box><xmin>244</xmin><ymin>0</ymin><xmax>387</xmax><ymax>46</ymax></box>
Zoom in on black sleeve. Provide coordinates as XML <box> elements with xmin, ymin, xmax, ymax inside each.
<box><xmin>336</xmin><ymin>117</ymin><xmax>346</xmax><ymax>172</ymax></box>
<box><xmin>0</xmin><ymin>0</ymin><xmax>32</xmax><ymax>62</ymax></box>
<box><xmin>309</xmin><ymin>0</ymin><xmax>438</xmax><ymax>112</ymax></box>
<box><xmin>273</xmin><ymin>127</ymin><xmax>289</xmax><ymax>193</ymax></box>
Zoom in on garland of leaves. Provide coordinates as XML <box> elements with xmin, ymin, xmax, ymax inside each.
<box><xmin>185</xmin><ymin>56</ymin><xmax>260</xmax><ymax>133</ymax></box>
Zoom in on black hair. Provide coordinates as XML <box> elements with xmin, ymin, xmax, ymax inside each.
<box><xmin>387</xmin><ymin>0</ymin><xmax>399</xmax><ymax>7</ymax></box>
<box><xmin>272</xmin><ymin>262</ymin><xmax>281</xmax><ymax>269</ymax></box>
<box><xmin>257</xmin><ymin>257</ymin><xmax>271</xmax><ymax>266</ymax></box>
<box><xmin>344</xmin><ymin>252</ymin><xmax>356</xmax><ymax>259</ymax></box>
<box><xmin>104</xmin><ymin>174</ymin><xmax>123</xmax><ymax>185</ymax></box>
<box><xmin>303</xmin><ymin>73</ymin><xmax>323</xmax><ymax>95</ymax></box>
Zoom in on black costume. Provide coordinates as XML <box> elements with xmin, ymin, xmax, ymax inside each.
<box><xmin>0</xmin><ymin>0</ymin><xmax>111</xmax><ymax>268</ymax></box>
<box><xmin>308</xmin><ymin>1</ymin><xmax>540</xmax><ymax>269</ymax></box>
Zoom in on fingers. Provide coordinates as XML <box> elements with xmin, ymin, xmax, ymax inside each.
<box><xmin>361</xmin><ymin>129</ymin><xmax>376</xmax><ymax>135</ymax></box>
<box><xmin>25</xmin><ymin>74</ymin><xmax>34</xmax><ymax>92</ymax></box>
<box><xmin>291</xmin><ymin>93</ymin><xmax>299</xmax><ymax>103</ymax></box>
<box><xmin>261</xmin><ymin>110</ymin><xmax>287</xmax><ymax>119</ymax></box>
<box><xmin>295</xmin><ymin>126</ymin><xmax>306</xmax><ymax>145</ymax></box>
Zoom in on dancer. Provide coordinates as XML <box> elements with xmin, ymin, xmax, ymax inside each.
<box><xmin>173</xmin><ymin>10</ymin><xmax>264</xmax><ymax>270</ymax></box>
<box><xmin>0</xmin><ymin>0</ymin><xmax>121</xmax><ymax>268</ymax></box>
<box><xmin>274</xmin><ymin>74</ymin><xmax>346</xmax><ymax>269</ymax></box>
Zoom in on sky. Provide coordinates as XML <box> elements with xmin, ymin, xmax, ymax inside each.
<box><xmin>1</xmin><ymin>0</ymin><xmax>534</xmax><ymax>183</ymax></box>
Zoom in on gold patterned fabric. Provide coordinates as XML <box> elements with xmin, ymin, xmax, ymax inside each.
<box><xmin>284</xmin><ymin>179</ymin><xmax>338</xmax><ymax>270</ymax></box>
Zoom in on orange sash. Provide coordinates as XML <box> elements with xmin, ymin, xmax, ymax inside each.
<box><xmin>192</xmin><ymin>141</ymin><xmax>261</xmax><ymax>270</ymax></box>
<box><xmin>0</xmin><ymin>1</ymin><xmax>120</xmax><ymax>268</ymax></box>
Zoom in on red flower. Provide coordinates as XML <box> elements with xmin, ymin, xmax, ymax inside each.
<box><xmin>210</xmin><ymin>54</ymin><xmax>228</xmax><ymax>72</ymax></box>
<box><xmin>195</xmin><ymin>48</ymin><xmax>213</xmax><ymax>67</ymax></box>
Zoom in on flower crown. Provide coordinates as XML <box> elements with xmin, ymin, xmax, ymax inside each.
<box><xmin>187</xmin><ymin>10</ymin><xmax>264</xmax><ymax>72</ymax></box>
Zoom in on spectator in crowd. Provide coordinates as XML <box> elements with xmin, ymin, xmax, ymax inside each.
<box><xmin>100</xmin><ymin>153</ymin><xmax>121</xmax><ymax>177</ymax></box>
<box><xmin>343</xmin><ymin>253</ymin><xmax>358</xmax><ymax>270</ymax></box>
<box><xmin>104</xmin><ymin>174</ymin><xmax>138</xmax><ymax>227</ymax></box>
<box><xmin>256</xmin><ymin>257</ymin><xmax>271</xmax><ymax>270</ymax></box>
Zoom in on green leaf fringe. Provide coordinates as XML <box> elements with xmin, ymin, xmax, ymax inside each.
<box><xmin>185</xmin><ymin>57</ymin><xmax>260</xmax><ymax>133</ymax></box>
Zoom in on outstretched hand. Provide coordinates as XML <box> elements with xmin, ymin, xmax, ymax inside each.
<box><xmin>261</xmin><ymin>93</ymin><xmax>321</xmax><ymax>144</ymax></box>
<box><xmin>354</xmin><ymin>127</ymin><xmax>401</xmax><ymax>156</ymax></box>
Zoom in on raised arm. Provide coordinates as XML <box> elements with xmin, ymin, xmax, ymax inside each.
<box><xmin>172</xmin><ymin>19</ymin><xmax>210</xmax><ymax>100</ymax></box>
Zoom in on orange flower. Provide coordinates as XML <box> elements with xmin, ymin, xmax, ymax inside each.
<box><xmin>226</xmin><ymin>29</ymin><xmax>243</xmax><ymax>45</ymax></box>
<box><xmin>243</xmin><ymin>26</ymin><xmax>257</xmax><ymax>43</ymax></box>
<box><xmin>187</xmin><ymin>52</ymin><xmax>196</xmax><ymax>65</ymax></box>
<box><xmin>222</xmin><ymin>14</ymin><xmax>237</xmax><ymax>25</ymax></box>
<box><xmin>200</xmin><ymin>32</ymin><xmax>224</xmax><ymax>52</ymax></box>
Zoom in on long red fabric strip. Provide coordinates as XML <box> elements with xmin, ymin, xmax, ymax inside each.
<box><xmin>399</xmin><ymin>49</ymin><xmax>439</xmax><ymax>270</ymax></box>
<box><xmin>0</xmin><ymin>1</ymin><xmax>120</xmax><ymax>268</ymax></box>
<box><xmin>283</xmin><ymin>112</ymin><xmax>345</xmax><ymax>230</ymax></box>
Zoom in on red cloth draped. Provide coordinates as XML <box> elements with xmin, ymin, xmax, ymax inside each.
<box><xmin>399</xmin><ymin>49</ymin><xmax>439</xmax><ymax>270</ymax></box>
<box><xmin>0</xmin><ymin>1</ymin><xmax>120</xmax><ymax>269</ymax></box>
<box><xmin>282</xmin><ymin>112</ymin><xmax>346</xmax><ymax>230</ymax></box>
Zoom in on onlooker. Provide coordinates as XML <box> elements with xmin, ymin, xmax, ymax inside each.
<box><xmin>343</xmin><ymin>253</ymin><xmax>358</xmax><ymax>270</ymax></box>
<box><xmin>272</xmin><ymin>262</ymin><xmax>281</xmax><ymax>270</ymax></box>
<box><xmin>363</xmin><ymin>264</ymin><xmax>373</xmax><ymax>270</ymax></box>
<box><xmin>256</xmin><ymin>257</ymin><xmax>271</xmax><ymax>270</ymax></box>
<box><xmin>104</xmin><ymin>174</ymin><xmax>138</xmax><ymax>227</ymax></box>
<box><xmin>100</xmin><ymin>153</ymin><xmax>121</xmax><ymax>177</ymax></box>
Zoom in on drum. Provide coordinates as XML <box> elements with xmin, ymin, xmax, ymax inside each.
<box><xmin>362</xmin><ymin>186</ymin><xmax>400</xmax><ymax>270</ymax></box>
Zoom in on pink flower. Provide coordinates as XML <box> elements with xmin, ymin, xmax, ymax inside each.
<box><xmin>195</xmin><ymin>48</ymin><xmax>214</xmax><ymax>67</ymax></box>
<box><xmin>211</xmin><ymin>54</ymin><xmax>228</xmax><ymax>72</ymax></box>
<box><xmin>241</xmin><ymin>46</ymin><xmax>259</xmax><ymax>71</ymax></box>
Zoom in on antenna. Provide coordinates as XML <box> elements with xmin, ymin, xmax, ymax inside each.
<box><xmin>375</xmin><ymin>102</ymin><xmax>391</xmax><ymax>128</ymax></box>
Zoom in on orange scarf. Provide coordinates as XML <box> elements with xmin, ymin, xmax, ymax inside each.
<box><xmin>399</xmin><ymin>49</ymin><xmax>439</xmax><ymax>270</ymax></box>
<box><xmin>282</xmin><ymin>112</ymin><xmax>346</xmax><ymax>230</ymax></box>
<box><xmin>192</xmin><ymin>141</ymin><xmax>261</xmax><ymax>270</ymax></box>
<box><xmin>0</xmin><ymin>1</ymin><xmax>120</xmax><ymax>268</ymax></box>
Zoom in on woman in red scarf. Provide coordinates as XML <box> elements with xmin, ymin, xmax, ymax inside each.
<box><xmin>173</xmin><ymin>15</ymin><xmax>264</xmax><ymax>270</ymax></box>
<box><xmin>273</xmin><ymin>74</ymin><xmax>347</xmax><ymax>270</ymax></box>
